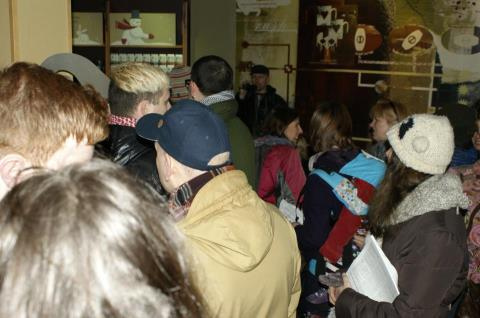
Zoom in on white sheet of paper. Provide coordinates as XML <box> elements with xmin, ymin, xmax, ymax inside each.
<box><xmin>346</xmin><ymin>234</ymin><xmax>399</xmax><ymax>303</ymax></box>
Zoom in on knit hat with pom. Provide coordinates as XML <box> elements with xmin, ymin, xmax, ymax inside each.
<box><xmin>387</xmin><ymin>114</ymin><xmax>454</xmax><ymax>174</ymax></box>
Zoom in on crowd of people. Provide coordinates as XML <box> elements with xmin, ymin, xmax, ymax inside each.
<box><xmin>0</xmin><ymin>57</ymin><xmax>478</xmax><ymax>318</ymax></box>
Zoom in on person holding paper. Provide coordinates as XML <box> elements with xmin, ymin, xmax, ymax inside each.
<box><xmin>329</xmin><ymin>114</ymin><xmax>470</xmax><ymax>317</ymax></box>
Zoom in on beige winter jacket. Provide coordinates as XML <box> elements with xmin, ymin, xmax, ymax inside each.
<box><xmin>178</xmin><ymin>170</ymin><xmax>301</xmax><ymax>317</ymax></box>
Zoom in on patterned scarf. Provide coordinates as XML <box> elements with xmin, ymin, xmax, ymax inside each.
<box><xmin>108</xmin><ymin>114</ymin><xmax>137</xmax><ymax>128</ymax></box>
<box><xmin>168</xmin><ymin>165</ymin><xmax>235</xmax><ymax>221</ymax></box>
<box><xmin>200</xmin><ymin>90</ymin><xmax>235</xmax><ymax>106</ymax></box>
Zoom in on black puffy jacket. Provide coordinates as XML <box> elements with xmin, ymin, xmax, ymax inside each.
<box><xmin>98</xmin><ymin>125</ymin><xmax>165</xmax><ymax>196</ymax></box>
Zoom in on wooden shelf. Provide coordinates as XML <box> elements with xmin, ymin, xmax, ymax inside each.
<box><xmin>110</xmin><ymin>45</ymin><xmax>183</xmax><ymax>49</ymax></box>
<box><xmin>73</xmin><ymin>44</ymin><xmax>105</xmax><ymax>47</ymax></box>
<box><xmin>71</xmin><ymin>0</ymin><xmax>189</xmax><ymax>76</ymax></box>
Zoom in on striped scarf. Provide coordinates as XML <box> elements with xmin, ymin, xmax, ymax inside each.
<box><xmin>108</xmin><ymin>114</ymin><xmax>137</xmax><ymax>128</ymax></box>
<box><xmin>168</xmin><ymin>165</ymin><xmax>235</xmax><ymax>221</ymax></box>
<box><xmin>200</xmin><ymin>90</ymin><xmax>235</xmax><ymax>106</ymax></box>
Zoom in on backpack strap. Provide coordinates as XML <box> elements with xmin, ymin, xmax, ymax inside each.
<box><xmin>338</xmin><ymin>150</ymin><xmax>386</xmax><ymax>187</ymax></box>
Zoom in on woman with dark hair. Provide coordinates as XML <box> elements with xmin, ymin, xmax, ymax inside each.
<box><xmin>256</xmin><ymin>107</ymin><xmax>306</xmax><ymax>219</ymax></box>
<box><xmin>0</xmin><ymin>159</ymin><xmax>206</xmax><ymax>318</ymax></box>
<box><xmin>295</xmin><ymin>101</ymin><xmax>385</xmax><ymax>317</ymax></box>
<box><xmin>329</xmin><ymin>114</ymin><xmax>469</xmax><ymax>317</ymax></box>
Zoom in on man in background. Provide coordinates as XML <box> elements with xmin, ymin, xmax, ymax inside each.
<box><xmin>236</xmin><ymin>64</ymin><xmax>288</xmax><ymax>137</ymax></box>
<box><xmin>0</xmin><ymin>62</ymin><xmax>109</xmax><ymax>200</ymax></box>
<box><xmin>99</xmin><ymin>62</ymin><xmax>170</xmax><ymax>195</ymax></box>
<box><xmin>189</xmin><ymin>55</ymin><xmax>256</xmax><ymax>188</ymax></box>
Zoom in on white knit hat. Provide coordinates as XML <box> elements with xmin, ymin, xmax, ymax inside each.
<box><xmin>386</xmin><ymin>114</ymin><xmax>454</xmax><ymax>174</ymax></box>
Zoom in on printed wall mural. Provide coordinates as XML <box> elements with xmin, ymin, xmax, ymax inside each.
<box><xmin>237</xmin><ymin>0</ymin><xmax>480</xmax><ymax>126</ymax></box>
<box><xmin>296</xmin><ymin>0</ymin><xmax>480</xmax><ymax>121</ymax></box>
<box><xmin>404</xmin><ymin>0</ymin><xmax>480</xmax><ymax>110</ymax></box>
<box><xmin>292</xmin><ymin>0</ymin><xmax>480</xmax><ymax>145</ymax></box>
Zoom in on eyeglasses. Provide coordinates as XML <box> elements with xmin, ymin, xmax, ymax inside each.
<box><xmin>185</xmin><ymin>79</ymin><xmax>191</xmax><ymax>88</ymax></box>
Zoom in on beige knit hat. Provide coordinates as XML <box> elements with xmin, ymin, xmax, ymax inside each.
<box><xmin>386</xmin><ymin>114</ymin><xmax>454</xmax><ymax>174</ymax></box>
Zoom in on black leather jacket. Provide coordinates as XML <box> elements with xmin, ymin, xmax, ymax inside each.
<box><xmin>97</xmin><ymin>125</ymin><xmax>165</xmax><ymax>196</ymax></box>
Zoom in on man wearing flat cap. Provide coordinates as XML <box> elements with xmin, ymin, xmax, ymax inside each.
<box><xmin>236</xmin><ymin>64</ymin><xmax>288</xmax><ymax>137</ymax></box>
<box><xmin>136</xmin><ymin>99</ymin><xmax>301</xmax><ymax>318</ymax></box>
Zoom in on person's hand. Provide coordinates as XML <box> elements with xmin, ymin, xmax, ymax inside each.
<box><xmin>328</xmin><ymin>273</ymin><xmax>350</xmax><ymax>305</ymax></box>
<box><xmin>353</xmin><ymin>233</ymin><xmax>366</xmax><ymax>250</ymax></box>
<box><xmin>238</xmin><ymin>81</ymin><xmax>250</xmax><ymax>100</ymax></box>
<box><xmin>238</xmin><ymin>88</ymin><xmax>247</xmax><ymax>100</ymax></box>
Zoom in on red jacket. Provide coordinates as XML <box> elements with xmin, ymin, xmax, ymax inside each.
<box><xmin>257</xmin><ymin>144</ymin><xmax>306</xmax><ymax>205</ymax></box>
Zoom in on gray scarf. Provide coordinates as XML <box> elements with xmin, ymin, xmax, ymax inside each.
<box><xmin>388</xmin><ymin>173</ymin><xmax>470</xmax><ymax>226</ymax></box>
<box><xmin>200</xmin><ymin>90</ymin><xmax>235</xmax><ymax>106</ymax></box>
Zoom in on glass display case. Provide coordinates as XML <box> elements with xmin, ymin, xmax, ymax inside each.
<box><xmin>71</xmin><ymin>0</ymin><xmax>189</xmax><ymax>75</ymax></box>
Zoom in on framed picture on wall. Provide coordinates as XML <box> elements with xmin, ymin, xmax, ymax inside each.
<box><xmin>72</xmin><ymin>12</ymin><xmax>104</xmax><ymax>46</ymax></box>
<box><xmin>109</xmin><ymin>11</ymin><xmax>176</xmax><ymax>46</ymax></box>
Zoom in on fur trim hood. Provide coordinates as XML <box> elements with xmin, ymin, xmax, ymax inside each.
<box><xmin>389</xmin><ymin>173</ymin><xmax>469</xmax><ymax>226</ymax></box>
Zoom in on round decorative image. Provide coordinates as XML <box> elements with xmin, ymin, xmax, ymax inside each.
<box><xmin>354</xmin><ymin>24</ymin><xmax>382</xmax><ymax>55</ymax></box>
<box><xmin>388</xmin><ymin>24</ymin><xmax>433</xmax><ymax>56</ymax></box>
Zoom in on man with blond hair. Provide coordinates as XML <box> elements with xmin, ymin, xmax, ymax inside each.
<box><xmin>0</xmin><ymin>62</ymin><xmax>109</xmax><ymax>200</ymax></box>
<box><xmin>100</xmin><ymin>62</ymin><xmax>170</xmax><ymax>194</ymax></box>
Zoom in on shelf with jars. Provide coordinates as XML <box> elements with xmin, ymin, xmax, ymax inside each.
<box><xmin>71</xmin><ymin>0</ymin><xmax>189</xmax><ymax>75</ymax></box>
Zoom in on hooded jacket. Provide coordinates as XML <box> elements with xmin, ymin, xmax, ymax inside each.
<box><xmin>336</xmin><ymin>173</ymin><xmax>470</xmax><ymax>318</ymax></box>
<box><xmin>209</xmin><ymin>99</ymin><xmax>256</xmax><ymax>188</ymax></box>
<box><xmin>178</xmin><ymin>170</ymin><xmax>301</xmax><ymax>318</ymax></box>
